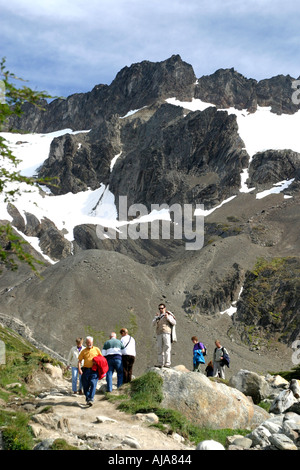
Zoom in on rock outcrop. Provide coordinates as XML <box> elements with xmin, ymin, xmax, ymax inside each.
<box><xmin>235</xmin><ymin>257</ymin><xmax>300</xmax><ymax>346</ymax></box>
<box><xmin>195</xmin><ymin>68</ymin><xmax>300</xmax><ymax>115</ymax></box>
<box><xmin>7</xmin><ymin>55</ymin><xmax>196</xmax><ymax>133</ymax></box>
<box><xmin>6</xmin><ymin>203</ymin><xmax>72</xmax><ymax>261</ymax></box>
<box><xmin>7</xmin><ymin>56</ymin><xmax>300</xmax><ymax>137</ymax></box>
<box><xmin>228</xmin><ymin>369</ymin><xmax>289</xmax><ymax>404</ymax></box>
<box><xmin>248</xmin><ymin>149</ymin><xmax>300</xmax><ymax>189</ymax></box>
<box><xmin>151</xmin><ymin>367</ymin><xmax>269</xmax><ymax>430</ymax></box>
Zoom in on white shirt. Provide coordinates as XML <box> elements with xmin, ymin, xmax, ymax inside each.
<box><xmin>121</xmin><ymin>335</ymin><xmax>136</xmax><ymax>357</ymax></box>
<box><xmin>67</xmin><ymin>345</ymin><xmax>85</xmax><ymax>367</ymax></box>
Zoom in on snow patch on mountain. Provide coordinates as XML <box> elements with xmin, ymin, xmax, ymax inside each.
<box><xmin>0</xmin><ymin>101</ymin><xmax>298</xmax><ymax>262</ymax></box>
<box><xmin>166</xmin><ymin>97</ymin><xmax>300</xmax><ymax>195</ymax></box>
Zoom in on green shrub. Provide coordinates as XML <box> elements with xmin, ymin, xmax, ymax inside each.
<box><xmin>50</xmin><ymin>439</ymin><xmax>79</xmax><ymax>450</ymax></box>
<box><xmin>1</xmin><ymin>410</ymin><xmax>34</xmax><ymax>450</ymax></box>
<box><xmin>118</xmin><ymin>371</ymin><xmax>163</xmax><ymax>413</ymax></box>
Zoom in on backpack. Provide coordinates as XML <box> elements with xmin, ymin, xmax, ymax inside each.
<box><xmin>198</xmin><ymin>342</ymin><xmax>207</xmax><ymax>356</ymax></box>
<box><xmin>220</xmin><ymin>347</ymin><xmax>230</xmax><ymax>368</ymax></box>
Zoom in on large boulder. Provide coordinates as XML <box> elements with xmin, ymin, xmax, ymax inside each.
<box><xmin>196</xmin><ymin>440</ymin><xmax>225</xmax><ymax>450</ymax></box>
<box><xmin>228</xmin><ymin>369</ymin><xmax>271</xmax><ymax>404</ymax></box>
<box><xmin>152</xmin><ymin>367</ymin><xmax>269</xmax><ymax>430</ymax></box>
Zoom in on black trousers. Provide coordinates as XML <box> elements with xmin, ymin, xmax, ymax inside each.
<box><xmin>122</xmin><ymin>355</ymin><xmax>135</xmax><ymax>383</ymax></box>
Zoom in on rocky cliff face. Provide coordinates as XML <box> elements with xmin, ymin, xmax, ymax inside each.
<box><xmin>38</xmin><ymin>103</ymin><xmax>248</xmax><ymax>211</ymax></box>
<box><xmin>8</xmin><ymin>55</ymin><xmax>196</xmax><ymax>133</ymax></box>
<box><xmin>235</xmin><ymin>257</ymin><xmax>300</xmax><ymax>346</ymax></box>
<box><xmin>248</xmin><ymin>150</ymin><xmax>300</xmax><ymax>189</ymax></box>
<box><xmin>195</xmin><ymin>68</ymin><xmax>300</xmax><ymax>114</ymax></box>
<box><xmin>7</xmin><ymin>56</ymin><xmax>300</xmax><ymax>136</ymax></box>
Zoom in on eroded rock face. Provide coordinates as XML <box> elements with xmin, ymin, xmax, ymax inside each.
<box><xmin>38</xmin><ymin>102</ymin><xmax>248</xmax><ymax>211</ymax></box>
<box><xmin>195</xmin><ymin>68</ymin><xmax>300</xmax><ymax>115</ymax></box>
<box><xmin>248</xmin><ymin>149</ymin><xmax>300</xmax><ymax>189</ymax></box>
<box><xmin>110</xmin><ymin>105</ymin><xmax>248</xmax><ymax>210</ymax></box>
<box><xmin>7</xmin><ymin>55</ymin><xmax>196</xmax><ymax>133</ymax></box>
<box><xmin>152</xmin><ymin>367</ymin><xmax>269</xmax><ymax>430</ymax></box>
<box><xmin>7</xmin><ymin>56</ymin><xmax>300</xmax><ymax>136</ymax></box>
<box><xmin>5</xmin><ymin>204</ymin><xmax>72</xmax><ymax>261</ymax></box>
<box><xmin>38</xmin><ymin>116</ymin><xmax>122</xmax><ymax>195</ymax></box>
<box><xmin>195</xmin><ymin>68</ymin><xmax>258</xmax><ymax>111</ymax></box>
<box><xmin>235</xmin><ymin>257</ymin><xmax>300</xmax><ymax>345</ymax></box>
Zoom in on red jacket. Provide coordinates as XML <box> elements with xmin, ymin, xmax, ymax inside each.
<box><xmin>92</xmin><ymin>355</ymin><xmax>109</xmax><ymax>379</ymax></box>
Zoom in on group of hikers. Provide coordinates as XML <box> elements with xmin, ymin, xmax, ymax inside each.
<box><xmin>67</xmin><ymin>328</ymin><xmax>136</xmax><ymax>406</ymax></box>
<box><xmin>67</xmin><ymin>303</ymin><xmax>229</xmax><ymax>406</ymax></box>
<box><xmin>152</xmin><ymin>303</ymin><xmax>230</xmax><ymax>378</ymax></box>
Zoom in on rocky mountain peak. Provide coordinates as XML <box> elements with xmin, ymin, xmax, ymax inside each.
<box><xmin>109</xmin><ymin>54</ymin><xmax>196</xmax><ymax>105</ymax></box>
<box><xmin>6</xmin><ymin>55</ymin><xmax>300</xmax><ymax>135</ymax></box>
<box><xmin>195</xmin><ymin>67</ymin><xmax>300</xmax><ymax>114</ymax></box>
<box><xmin>1</xmin><ymin>55</ymin><xmax>300</xmax><ymax>380</ymax></box>
<box><xmin>7</xmin><ymin>55</ymin><xmax>196</xmax><ymax>134</ymax></box>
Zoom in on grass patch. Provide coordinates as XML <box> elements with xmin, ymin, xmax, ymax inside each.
<box><xmin>117</xmin><ymin>371</ymin><xmax>163</xmax><ymax>413</ymax></box>
<box><xmin>274</xmin><ymin>364</ymin><xmax>300</xmax><ymax>381</ymax></box>
<box><xmin>0</xmin><ymin>325</ymin><xmax>63</xmax><ymax>399</ymax></box>
<box><xmin>0</xmin><ymin>409</ymin><xmax>35</xmax><ymax>450</ymax></box>
<box><xmin>258</xmin><ymin>400</ymin><xmax>272</xmax><ymax>413</ymax></box>
<box><xmin>50</xmin><ymin>438</ymin><xmax>79</xmax><ymax>450</ymax></box>
<box><xmin>0</xmin><ymin>324</ymin><xmax>65</xmax><ymax>449</ymax></box>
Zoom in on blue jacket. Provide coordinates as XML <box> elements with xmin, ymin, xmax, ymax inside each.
<box><xmin>193</xmin><ymin>342</ymin><xmax>205</xmax><ymax>365</ymax></box>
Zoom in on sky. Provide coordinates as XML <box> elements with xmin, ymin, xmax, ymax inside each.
<box><xmin>1</xmin><ymin>0</ymin><xmax>300</xmax><ymax>98</ymax></box>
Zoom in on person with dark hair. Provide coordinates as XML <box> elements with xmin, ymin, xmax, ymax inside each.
<box><xmin>120</xmin><ymin>328</ymin><xmax>136</xmax><ymax>383</ymax></box>
<box><xmin>152</xmin><ymin>303</ymin><xmax>176</xmax><ymax>368</ymax></box>
<box><xmin>205</xmin><ymin>360</ymin><xmax>214</xmax><ymax>377</ymax></box>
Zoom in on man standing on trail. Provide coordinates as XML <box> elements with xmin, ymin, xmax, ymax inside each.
<box><xmin>152</xmin><ymin>303</ymin><xmax>176</xmax><ymax>368</ymax></box>
<box><xmin>213</xmin><ymin>340</ymin><xmax>229</xmax><ymax>379</ymax></box>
